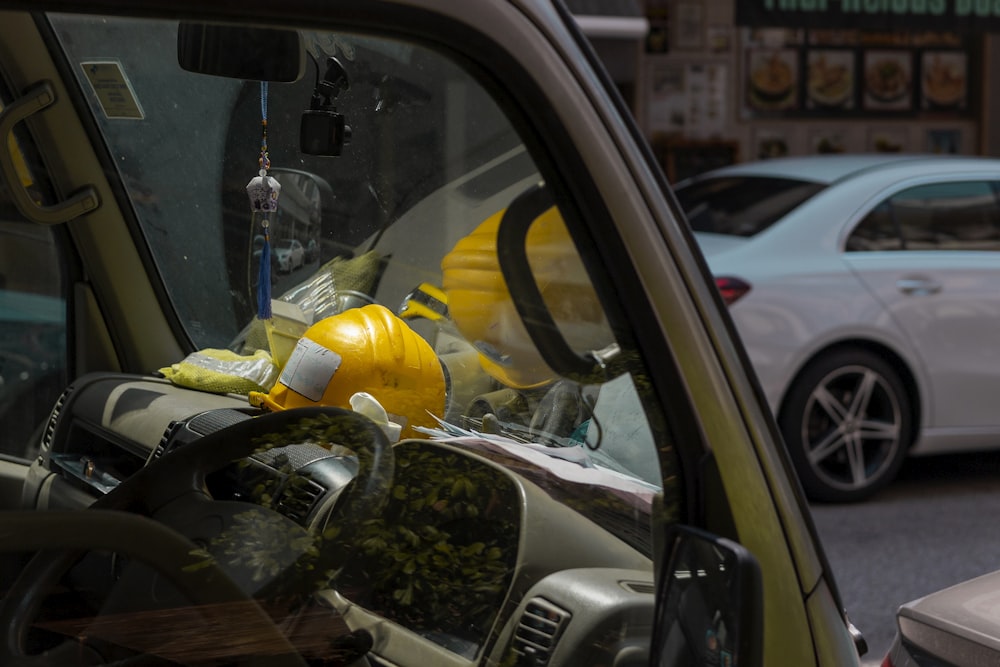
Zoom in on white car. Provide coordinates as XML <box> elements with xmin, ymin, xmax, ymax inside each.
<box><xmin>676</xmin><ymin>154</ymin><xmax>1000</xmax><ymax>502</ymax></box>
<box><xmin>274</xmin><ymin>238</ymin><xmax>305</xmax><ymax>273</ymax></box>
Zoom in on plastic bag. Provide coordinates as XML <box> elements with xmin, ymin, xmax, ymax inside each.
<box><xmin>159</xmin><ymin>348</ymin><xmax>278</xmax><ymax>395</ymax></box>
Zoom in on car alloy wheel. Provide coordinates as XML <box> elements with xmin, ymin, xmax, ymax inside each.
<box><xmin>779</xmin><ymin>348</ymin><xmax>912</xmax><ymax>503</ymax></box>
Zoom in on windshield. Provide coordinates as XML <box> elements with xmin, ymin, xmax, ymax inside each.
<box><xmin>19</xmin><ymin>11</ymin><xmax>681</xmax><ymax>665</ymax></box>
<box><xmin>53</xmin><ymin>16</ymin><xmax>526</xmax><ymax>349</ymax></box>
<box><xmin>676</xmin><ymin>175</ymin><xmax>825</xmax><ymax>237</ymax></box>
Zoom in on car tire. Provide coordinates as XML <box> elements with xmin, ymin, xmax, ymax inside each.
<box><xmin>778</xmin><ymin>347</ymin><xmax>913</xmax><ymax>503</ymax></box>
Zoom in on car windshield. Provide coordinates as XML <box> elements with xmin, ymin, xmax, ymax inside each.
<box><xmin>676</xmin><ymin>175</ymin><xmax>825</xmax><ymax>237</ymax></box>
<box><xmin>52</xmin><ymin>17</ymin><xmax>530</xmax><ymax>350</ymax></box>
<box><xmin>4</xmin><ymin>10</ymin><xmax>683</xmax><ymax>665</ymax></box>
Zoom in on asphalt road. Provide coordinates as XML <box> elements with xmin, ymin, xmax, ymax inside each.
<box><xmin>810</xmin><ymin>450</ymin><xmax>1000</xmax><ymax>665</ymax></box>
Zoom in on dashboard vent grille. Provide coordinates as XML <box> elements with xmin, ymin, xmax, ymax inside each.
<box><xmin>152</xmin><ymin>409</ymin><xmax>251</xmax><ymax>461</ymax></box>
<box><xmin>151</xmin><ymin>421</ymin><xmax>181</xmax><ymax>462</ymax></box>
<box><xmin>41</xmin><ymin>384</ymin><xmax>74</xmax><ymax>452</ymax></box>
<box><xmin>512</xmin><ymin>597</ymin><xmax>570</xmax><ymax>666</ymax></box>
<box><xmin>187</xmin><ymin>408</ymin><xmax>251</xmax><ymax>435</ymax></box>
<box><xmin>275</xmin><ymin>477</ymin><xmax>327</xmax><ymax>522</ymax></box>
<box><xmin>620</xmin><ymin>580</ymin><xmax>656</xmax><ymax>595</ymax></box>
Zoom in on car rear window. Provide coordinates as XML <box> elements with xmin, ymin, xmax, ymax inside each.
<box><xmin>675</xmin><ymin>175</ymin><xmax>825</xmax><ymax>237</ymax></box>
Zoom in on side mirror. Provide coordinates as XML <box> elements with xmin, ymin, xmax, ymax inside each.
<box><xmin>177</xmin><ymin>22</ymin><xmax>306</xmax><ymax>83</ymax></box>
<box><xmin>651</xmin><ymin>525</ymin><xmax>763</xmax><ymax>667</ymax></box>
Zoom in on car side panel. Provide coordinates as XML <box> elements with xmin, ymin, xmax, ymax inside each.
<box><xmin>846</xmin><ymin>251</ymin><xmax>1000</xmax><ymax>430</ymax></box>
<box><xmin>723</xmin><ymin>259</ymin><xmax>907</xmax><ymax>414</ymax></box>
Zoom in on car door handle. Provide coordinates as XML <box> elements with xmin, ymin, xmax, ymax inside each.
<box><xmin>0</xmin><ymin>81</ymin><xmax>100</xmax><ymax>224</ymax></box>
<box><xmin>896</xmin><ymin>278</ymin><xmax>942</xmax><ymax>296</ymax></box>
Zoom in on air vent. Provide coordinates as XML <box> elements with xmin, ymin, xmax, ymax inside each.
<box><xmin>620</xmin><ymin>580</ymin><xmax>656</xmax><ymax>595</ymax></box>
<box><xmin>152</xmin><ymin>409</ymin><xmax>252</xmax><ymax>461</ymax></box>
<box><xmin>151</xmin><ymin>420</ymin><xmax>182</xmax><ymax>461</ymax></box>
<box><xmin>511</xmin><ymin>598</ymin><xmax>570</xmax><ymax>666</ymax></box>
<box><xmin>274</xmin><ymin>476</ymin><xmax>326</xmax><ymax>522</ymax></box>
<box><xmin>41</xmin><ymin>384</ymin><xmax>74</xmax><ymax>452</ymax></box>
<box><xmin>186</xmin><ymin>408</ymin><xmax>251</xmax><ymax>435</ymax></box>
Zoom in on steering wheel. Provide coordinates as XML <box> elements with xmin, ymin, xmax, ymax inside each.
<box><xmin>0</xmin><ymin>406</ymin><xmax>393</xmax><ymax>666</ymax></box>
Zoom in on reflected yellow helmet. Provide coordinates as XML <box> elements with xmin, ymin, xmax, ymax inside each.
<box><xmin>249</xmin><ymin>304</ymin><xmax>445</xmax><ymax>438</ymax></box>
<box><xmin>440</xmin><ymin>205</ymin><xmax>606</xmax><ymax>390</ymax></box>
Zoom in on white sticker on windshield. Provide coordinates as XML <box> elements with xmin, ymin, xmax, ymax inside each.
<box><xmin>278</xmin><ymin>337</ymin><xmax>342</xmax><ymax>402</ymax></box>
<box><xmin>80</xmin><ymin>61</ymin><xmax>144</xmax><ymax>119</ymax></box>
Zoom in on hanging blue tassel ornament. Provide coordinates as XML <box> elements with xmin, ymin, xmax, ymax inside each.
<box><xmin>257</xmin><ymin>228</ymin><xmax>273</xmax><ymax>319</ymax></box>
<box><xmin>247</xmin><ymin>171</ymin><xmax>281</xmax><ymax>320</ymax></box>
<box><xmin>246</xmin><ymin>81</ymin><xmax>280</xmax><ymax>321</ymax></box>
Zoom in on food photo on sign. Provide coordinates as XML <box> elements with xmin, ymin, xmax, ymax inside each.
<box><xmin>807</xmin><ymin>49</ymin><xmax>855</xmax><ymax>109</ymax></box>
<box><xmin>921</xmin><ymin>50</ymin><xmax>967</xmax><ymax>110</ymax></box>
<box><xmin>746</xmin><ymin>47</ymin><xmax>799</xmax><ymax>111</ymax></box>
<box><xmin>862</xmin><ymin>49</ymin><xmax>913</xmax><ymax>111</ymax></box>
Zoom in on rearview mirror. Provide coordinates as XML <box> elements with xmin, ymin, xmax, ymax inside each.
<box><xmin>652</xmin><ymin>525</ymin><xmax>763</xmax><ymax>667</ymax></box>
<box><xmin>177</xmin><ymin>22</ymin><xmax>306</xmax><ymax>82</ymax></box>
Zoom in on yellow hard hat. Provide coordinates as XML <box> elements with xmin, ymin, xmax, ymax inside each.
<box><xmin>249</xmin><ymin>304</ymin><xmax>445</xmax><ymax>439</ymax></box>
<box><xmin>440</xmin><ymin>204</ymin><xmax>606</xmax><ymax>390</ymax></box>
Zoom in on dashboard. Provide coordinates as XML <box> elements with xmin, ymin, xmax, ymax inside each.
<box><xmin>20</xmin><ymin>372</ymin><xmax>659</xmax><ymax>667</ymax></box>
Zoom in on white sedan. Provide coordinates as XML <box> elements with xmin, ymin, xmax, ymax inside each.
<box><xmin>676</xmin><ymin>154</ymin><xmax>1000</xmax><ymax>502</ymax></box>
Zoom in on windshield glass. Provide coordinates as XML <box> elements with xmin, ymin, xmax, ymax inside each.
<box><xmin>676</xmin><ymin>175</ymin><xmax>825</xmax><ymax>237</ymax></box>
<box><xmin>54</xmin><ymin>16</ymin><xmax>526</xmax><ymax>349</ymax></box>
<box><xmin>24</xmin><ymin>11</ymin><xmax>680</xmax><ymax>665</ymax></box>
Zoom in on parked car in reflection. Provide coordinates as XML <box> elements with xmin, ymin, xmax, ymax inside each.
<box><xmin>884</xmin><ymin>570</ymin><xmax>1000</xmax><ymax>666</ymax></box>
<box><xmin>675</xmin><ymin>154</ymin><xmax>1000</xmax><ymax>502</ymax></box>
<box><xmin>274</xmin><ymin>238</ymin><xmax>305</xmax><ymax>273</ymax></box>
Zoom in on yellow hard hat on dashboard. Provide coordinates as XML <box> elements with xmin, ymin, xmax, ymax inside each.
<box><xmin>440</xmin><ymin>204</ymin><xmax>606</xmax><ymax>390</ymax></box>
<box><xmin>249</xmin><ymin>304</ymin><xmax>446</xmax><ymax>438</ymax></box>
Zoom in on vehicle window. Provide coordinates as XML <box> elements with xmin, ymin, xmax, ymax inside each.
<box><xmin>0</xmin><ymin>84</ymin><xmax>68</xmax><ymax>461</ymax></box>
<box><xmin>675</xmin><ymin>175</ymin><xmax>824</xmax><ymax>236</ymax></box>
<box><xmin>897</xmin><ymin>181</ymin><xmax>1000</xmax><ymax>250</ymax></box>
<box><xmin>846</xmin><ymin>200</ymin><xmax>903</xmax><ymax>251</ymax></box>
<box><xmin>23</xmin><ymin>13</ymin><xmax>683</xmax><ymax>665</ymax></box>
<box><xmin>846</xmin><ymin>181</ymin><xmax>1000</xmax><ymax>251</ymax></box>
<box><xmin>851</xmin><ymin>181</ymin><xmax>1000</xmax><ymax>251</ymax></box>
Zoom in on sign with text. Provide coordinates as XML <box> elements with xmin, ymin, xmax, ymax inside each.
<box><xmin>736</xmin><ymin>1</ymin><xmax>1000</xmax><ymax>32</ymax></box>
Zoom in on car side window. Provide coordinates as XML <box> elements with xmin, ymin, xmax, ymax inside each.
<box><xmin>897</xmin><ymin>181</ymin><xmax>1000</xmax><ymax>250</ymax></box>
<box><xmin>846</xmin><ymin>200</ymin><xmax>903</xmax><ymax>251</ymax></box>
<box><xmin>849</xmin><ymin>181</ymin><xmax>1000</xmax><ymax>252</ymax></box>
<box><xmin>0</xmin><ymin>86</ymin><xmax>69</xmax><ymax>460</ymax></box>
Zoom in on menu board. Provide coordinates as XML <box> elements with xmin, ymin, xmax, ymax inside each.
<box><xmin>649</xmin><ymin>62</ymin><xmax>729</xmax><ymax>139</ymax></box>
<box><xmin>740</xmin><ymin>28</ymin><xmax>975</xmax><ymax>119</ymax></box>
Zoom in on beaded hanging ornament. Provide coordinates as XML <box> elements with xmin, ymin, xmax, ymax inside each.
<box><xmin>246</xmin><ymin>81</ymin><xmax>281</xmax><ymax>320</ymax></box>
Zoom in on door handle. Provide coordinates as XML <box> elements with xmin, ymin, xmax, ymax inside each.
<box><xmin>0</xmin><ymin>81</ymin><xmax>100</xmax><ymax>224</ymax></box>
<box><xmin>896</xmin><ymin>278</ymin><xmax>942</xmax><ymax>296</ymax></box>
